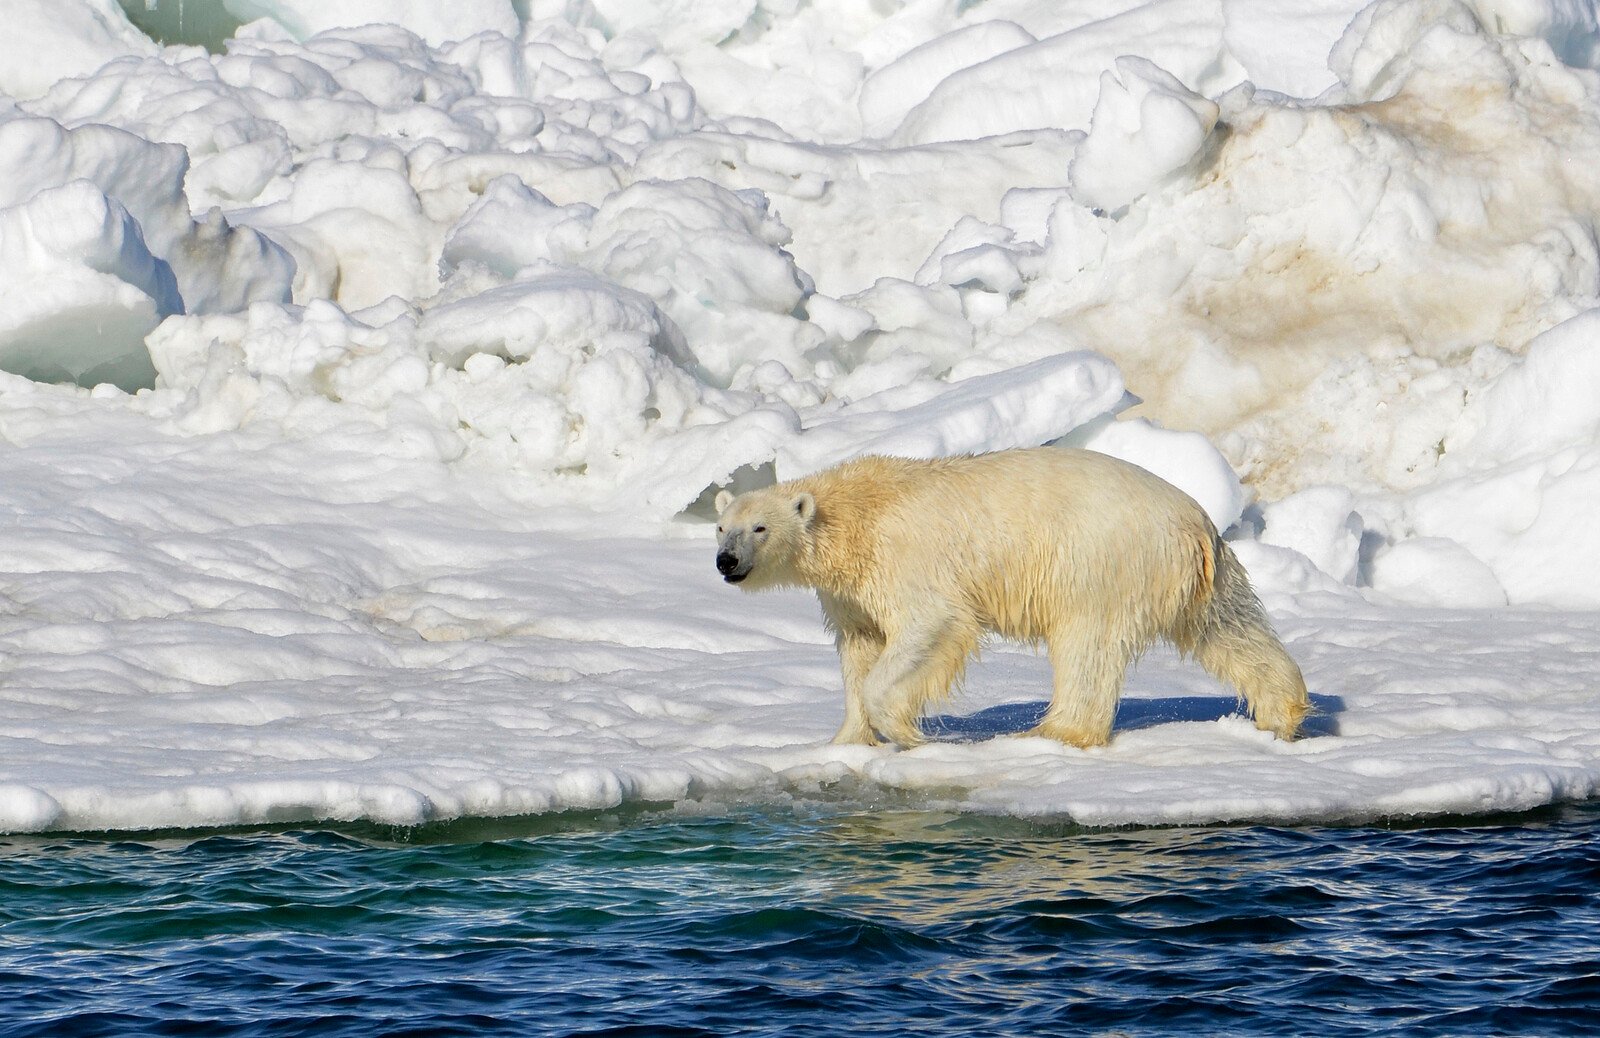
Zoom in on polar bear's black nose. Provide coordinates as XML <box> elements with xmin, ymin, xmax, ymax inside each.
<box><xmin>716</xmin><ymin>551</ymin><xmax>738</xmax><ymax>575</ymax></box>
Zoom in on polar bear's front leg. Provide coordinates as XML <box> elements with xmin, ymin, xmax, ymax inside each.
<box><xmin>861</xmin><ymin>613</ymin><xmax>976</xmax><ymax>748</ymax></box>
<box><xmin>831</xmin><ymin>628</ymin><xmax>884</xmax><ymax>745</ymax></box>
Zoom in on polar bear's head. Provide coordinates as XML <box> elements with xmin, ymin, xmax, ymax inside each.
<box><xmin>713</xmin><ymin>486</ymin><xmax>816</xmax><ymax>589</ymax></box>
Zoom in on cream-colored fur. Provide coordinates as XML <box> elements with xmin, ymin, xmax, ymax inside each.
<box><xmin>714</xmin><ymin>448</ymin><xmax>1309</xmax><ymax>748</ymax></box>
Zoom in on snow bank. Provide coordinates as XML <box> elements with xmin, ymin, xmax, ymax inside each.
<box><xmin>1063</xmin><ymin>416</ymin><xmax>1248</xmax><ymax>532</ymax></box>
<box><xmin>145</xmin><ymin>293</ymin><xmax>1150</xmax><ymax>519</ymax></box>
<box><xmin>4</xmin><ymin>0</ymin><xmax>1595</xmax><ymax>572</ymax></box>
<box><xmin>992</xmin><ymin>0</ymin><xmax>1600</xmax><ymax>512</ymax></box>
<box><xmin>1255</xmin><ymin>300</ymin><xmax>1600</xmax><ymax>608</ymax></box>
<box><xmin>5</xmin><ymin>3</ymin><xmax>1249</xmax><ymax>514</ymax></box>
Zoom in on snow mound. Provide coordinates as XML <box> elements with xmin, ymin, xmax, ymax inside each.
<box><xmin>1387</xmin><ymin>306</ymin><xmax>1600</xmax><ymax>607</ymax></box>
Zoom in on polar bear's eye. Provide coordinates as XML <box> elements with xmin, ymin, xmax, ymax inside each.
<box><xmin>754</xmin><ymin>525</ymin><xmax>767</xmax><ymax>533</ymax></box>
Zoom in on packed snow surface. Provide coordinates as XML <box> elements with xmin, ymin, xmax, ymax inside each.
<box><xmin>0</xmin><ymin>0</ymin><xmax>1596</xmax><ymax>832</ymax></box>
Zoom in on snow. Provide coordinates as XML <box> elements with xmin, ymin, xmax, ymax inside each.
<box><xmin>890</xmin><ymin>0</ymin><xmax>1244</xmax><ymax>147</ymax></box>
<box><xmin>1068</xmin><ymin>57</ymin><xmax>1222</xmax><ymax>216</ymax></box>
<box><xmin>0</xmin><ymin>0</ymin><xmax>157</xmax><ymax>102</ymax></box>
<box><xmin>858</xmin><ymin>21</ymin><xmax>1037</xmax><ymax>141</ymax></box>
<box><xmin>1257</xmin><ymin>486</ymin><xmax>1367</xmax><ymax>586</ymax></box>
<box><xmin>0</xmin><ymin>0</ymin><xmax>1595</xmax><ymax>832</ymax></box>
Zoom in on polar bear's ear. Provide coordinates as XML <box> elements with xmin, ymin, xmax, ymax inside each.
<box><xmin>714</xmin><ymin>489</ymin><xmax>734</xmax><ymax>515</ymax></box>
<box><xmin>794</xmin><ymin>492</ymin><xmax>816</xmax><ymax>524</ymax></box>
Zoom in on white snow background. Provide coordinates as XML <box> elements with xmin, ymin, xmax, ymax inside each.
<box><xmin>0</xmin><ymin>0</ymin><xmax>1597</xmax><ymax>833</ymax></box>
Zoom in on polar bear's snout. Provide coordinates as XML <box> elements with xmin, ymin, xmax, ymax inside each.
<box><xmin>716</xmin><ymin>549</ymin><xmax>746</xmax><ymax>582</ymax></box>
<box><xmin>715</xmin><ymin>530</ymin><xmax>753</xmax><ymax>583</ymax></box>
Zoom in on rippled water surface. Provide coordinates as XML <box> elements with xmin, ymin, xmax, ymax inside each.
<box><xmin>3</xmin><ymin>802</ymin><xmax>1598</xmax><ymax>1036</ymax></box>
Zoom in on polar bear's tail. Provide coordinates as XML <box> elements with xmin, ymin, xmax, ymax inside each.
<box><xmin>1191</xmin><ymin>538</ymin><xmax>1310</xmax><ymax>741</ymax></box>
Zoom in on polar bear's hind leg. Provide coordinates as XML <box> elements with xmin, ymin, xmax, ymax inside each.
<box><xmin>1192</xmin><ymin>541</ymin><xmax>1310</xmax><ymax>741</ymax></box>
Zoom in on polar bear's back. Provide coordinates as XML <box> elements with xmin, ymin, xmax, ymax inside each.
<box><xmin>808</xmin><ymin>447</ymin><xmax>1210</xmax><ymax>543</ymax></box>
<box><xmin>800</xmin><ymin>447</ymin><xmax>1218</xmax><ymax>643</ymax></box>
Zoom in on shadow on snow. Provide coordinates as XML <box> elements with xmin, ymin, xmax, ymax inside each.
<box><xmin>923</xmin><ymin>693</ymin><xmax>1345</xmax><ymax>742</ymax></box>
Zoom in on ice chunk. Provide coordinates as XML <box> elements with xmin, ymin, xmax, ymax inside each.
<box><xmin>0</xmin><ymin>182</ymin><xmax>176</xmax><ymax>388</ymax></box>
<box><xmin>420</xmin><ymin>270</ymin><xmax>695</xmax><ymax>373</ymax></box>
<box><xmin>1257</xmin><ymin>486</ymin><xmax>1364</xmax><ymax>584</ymax></box>
<box><xmin>827</xmin><ymin>278</ymin><xmax>973</xmax><ymax>395</ymax></box>
<box><xmin>1453</xmin><ymin>307</ymin><xmax>1600</xmax><ymax>465</ymax></box>
<box><xmin>438</xmin><ymin>176</ymin><xmax>595</xmax><ymax>279</ymax></box>
<box><xmin>998</xmin><ymin>187</ymin><xmax>1071</xmax><ymax>246</ymax></box>
<box><xmin>0</xmin><ymin>118</ymin><xmax>197</xmax><ymax>267</ymax></box>
<box><xmin>1334</xmin><ymin>0</ymin><xmax>1600</xmax><ymax>101</ymax></box>
<box><xmin>0</xmin><ymin>785</ymin><xmax>62</xmax><ymax>834</ymax></box>
<box><xmin>1401</xmin><ymin>455</ymin><xmax>1600</xmax><ymax>608</ymax></box>
<box><xmin>915</xmin><ymin>217</ymin><xmax>1024</xmax><ymax>296</ymax></box>
<box><xmin>0</xmin><ymin>116</ymin><xmax>294</xmax><ymax>387</ymax></box>
<box><xmin>1068</xmin><ymin>57</ymin><xmax>1221</xmax><ymax>215</ymax></box>
<box><xmin>580</xmin><ymin>178</ymin><xmax>820</xmax><ymax>387</ymax></box>
<box><xmin>244</xmin><ymin>157</ymin><xmax>434</xmax><ymax>308</ymax></box>
<box><xmin>1466</xmin><ymin>0</ymin><xmax>1600</xmax><ymax>67</ymax></box>
<box><xmin>633</xmin><ymin>131</ymin><xmax>1081</xmax><ymax>297</ymax></box>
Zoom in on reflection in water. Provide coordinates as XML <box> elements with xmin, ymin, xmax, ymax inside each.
<box><xmin>815</xmin><ymin>811</ymin><xmax>1192</xmax><ymax>929</ymax></box>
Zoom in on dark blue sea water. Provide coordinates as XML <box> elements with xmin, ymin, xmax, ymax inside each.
<box><xmin>2</xmin><ymin>801</ymin><xmax>1597</xmax><ymax>1037</ymax></box>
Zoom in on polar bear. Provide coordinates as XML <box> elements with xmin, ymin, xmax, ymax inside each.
<box><xmin>713</xmin><ymin>447</ymin><xmax>1308</xmax><ymax>748</ymax></box>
